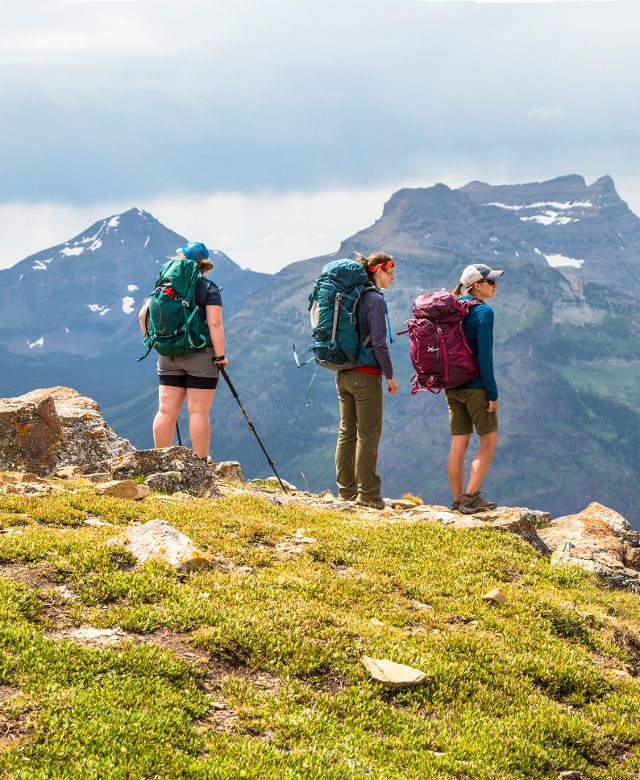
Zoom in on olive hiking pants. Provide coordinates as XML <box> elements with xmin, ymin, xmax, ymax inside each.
<box><xmin>335</xmin><ymin>371</ymin><xmax>383</xmax><ymax>502</ymax></box>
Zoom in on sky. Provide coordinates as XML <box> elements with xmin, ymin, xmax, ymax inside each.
<box><xmin>1</xmin><ymin>0</ymin><xmax>638</xmax><ymax>272</ymax></box>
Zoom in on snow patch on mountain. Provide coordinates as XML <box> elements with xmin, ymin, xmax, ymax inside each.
<box><xmin>27</xmin><ymin>337</ymin><xmax>44</xmax><ymax>349</ymax></box>
<box><xmin>87</xmin><ymin>304</ymin><xmax>110</xmax><ymax>316</ymax></box>
<box><xmin>520</xmin><ymin>213</ymin><xmax>577</xmax><ymax>226</ymax></box>
<box><xmin>144</xmin><ymin>236</ymin><xmax>150</xmax><ymax>248</ymax></box>
<box><xmin>89</xmin><ymin>240</ymin><xmax>102</xmax><ymax>251</ymax></box>
<box><xmin>486</xmin><ymin>200</ymin><xmax>593</xmax><ymax>212</ymax></box>
<box><xmin>61</xmin><ymin>246</ymin><xmax>85</xmax><ymax>257</ymax></box>
<box><xmin>544</xmin><ymin>253</ymin><xmax>584</xmax><ymax>269</ymax></box>
<box><xmin>108</xmin><ymin>216</ymin><xmax>120</xmax><ymax>229</ymax></box>
<box><xmin>32</xmin><ymin>259</ymin><xmax>53</xmax><ymax>271</ymax></box>
<box><xmin>122</xmin><ymin>297</ymin><xmax>135</xmax><ymax>314</ymax></box>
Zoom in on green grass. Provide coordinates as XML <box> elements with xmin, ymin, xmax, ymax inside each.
<box><xmin>0</xmin><ymin>486</ymin><xmax>640</xmax><ymax>778</ymax></box>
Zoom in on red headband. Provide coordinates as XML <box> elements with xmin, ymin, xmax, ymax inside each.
<box><xmin>367</xmin><ymin>259</ymin><xmax>395</xmax><ymax>273</ymax></box>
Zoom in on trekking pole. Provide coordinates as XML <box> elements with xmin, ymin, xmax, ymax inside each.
<box><xmin>175</xmin><ymin>421</ymin><xmax>183</xmax><ymax>446</ymax></box>
<box><xmin>218</xmin><ymin>366</ymin><xmax>289</xmax><ymax>494</ymax></box>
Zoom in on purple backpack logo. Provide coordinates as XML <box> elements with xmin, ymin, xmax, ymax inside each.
<box><xmin>400</xmin><ymin>292</ymin><xmax>479</xmax><ymax>395</ymax></box>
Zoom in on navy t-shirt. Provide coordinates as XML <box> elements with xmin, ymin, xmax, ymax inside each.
<box><xmin>195</xmin><ymin>276</ymin><xmax>222</xmax><ymax>325</ymax></box>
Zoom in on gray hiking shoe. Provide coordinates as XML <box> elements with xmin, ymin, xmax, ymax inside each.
<box><xmin>459</xmin><ymin>491</ymin><xmax>497</xmax><ymax>515</ymax></box>
<box><xmin>356</xmin><ymin>498</ymin><xmax>386</xmax><ymax>510</ymax></box>
<box><xmin>450</xmin><ymin>500</ymin><xmax>461</xmax><ymax>513</ymax></box>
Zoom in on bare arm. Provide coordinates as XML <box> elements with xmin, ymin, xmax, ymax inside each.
<box><xmin>138</xmin><ymin>300</ymin><xmax>150</xmax><ymax>337</ymax></box>
<box><xmin>205</xmin><ymin>304</ymin><xmax>228</xmax><ymax>365</ymax></box>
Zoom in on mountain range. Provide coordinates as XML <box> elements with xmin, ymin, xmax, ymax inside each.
<box><xmin>1</xmin><ymin>175</ymin><xmax>639</xmax><ymax>525</ymax></box>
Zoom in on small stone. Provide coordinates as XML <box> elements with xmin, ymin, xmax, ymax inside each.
<box><xmin>210</xmin><ymin>701</ymin><xmax>227</xmax><ymax>711</ymax></box>
<box><xmin>84</xmin><ymin>515</ymin><xmax>110</xmax><ymax>527</ymax></box>
<box><xmin>144</xmin><ymin>471</ymin><xmax>183</xmax><ymax>495</ymax></box>
<box><xmin>55</xmin><ymin>585</ymin><xmax>77</xmax><ymax>601</ymax></box>
<box><xmin>317</xmin><ymin>489</ymin><xmax>333</xmax><ymax>499</ymax></box>
<box><xmin>390</xmin><ymin>499</ymin><xmax>421</xmax><ymax>511</ymax></box>
<box><xmin>210</xmin><ymin>461</ymin><xmax>244</xmax><ymax>482</ymax></box>
<box><xmin>95</xmin><ymin>479</ymin><xmax>139</xmax><ymax>499</ymax></box>
<box><xmin>412</xmin><ymin>601</ymin><xmax>433</xmax><ymax>611</ymax></box>
<box><xmin>105</xmin><ymin>519</ymin><xmax>209</xmax><ymax>571</ymax></box>
<box><xmin>482</xmin><ymin>589</ymin><xmax>506</xmax><ymax>604</ymax></box>
<box><xmin>369</xmin><ymin>618</ymin><xmax>385</xmax><ymax>627</ymax></box>
<box><xmin>362</xmin><ymin>656</ymin><xmax>428</xmax><ymax>687</ymax></box>
<box><xmin>66</xmin><ymin>627</ymin><xmax>123</xmax><ymax>645</ymax></box>
<box><xmin>172</xmin><ymin>491</ymin><xmax>193</xmax><ymax>500</ymax></box>
<box><xmin>56</xmin><ymin>465</ymin><xmax>80</xmax><ymax>478</ymax></box>
<box><xmin>322</xmin><ymin>493</ymin><xmax>334</xmax><ymax>503</ymax></box>
<box><xmin>295</xmin><ymin>528</ymin><xmax>306</xmax><ymax>539</ymax></box>
<box><xmin>559</xmin><ymin>772</ymin><xmax>583</xmax><ymax>780</ymax></box>
<box><xmin>83</xmin><ymin>472</ymin><xmax>111</xmax><ymax>483</ymax></box>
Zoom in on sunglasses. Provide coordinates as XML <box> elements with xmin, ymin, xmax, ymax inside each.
<box><xmin>478</xmin><ymin>278</ymin><xmax>496</xmax><ymax>286</ymax></box>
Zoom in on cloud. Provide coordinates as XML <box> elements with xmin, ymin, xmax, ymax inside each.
<box><xmin>525</xmin><ymin>107</ymin><xmax>566</xmax><ymax>120</ymax></box>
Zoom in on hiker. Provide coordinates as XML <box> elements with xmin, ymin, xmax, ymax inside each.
<box><xmin>446</xmin><ymin>263</ymin><xmax>503</xmax><ymax>514</ymax></box>
<box><xmin>335</xmin><ymin>253</ymin><xmax>397</xmax><ymax>509</ymax></box>
<box><xmin>137</xmin><ymin>242</ymin><xmax>228</xmax><ymax>460</ymax></box>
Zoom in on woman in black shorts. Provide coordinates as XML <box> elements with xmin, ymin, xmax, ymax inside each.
<box><xmin>138</xmin><ymin>241</ymin><xmax>228</xmax><ymax>459</ymax></box>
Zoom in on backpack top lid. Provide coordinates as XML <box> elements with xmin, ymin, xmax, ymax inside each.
<box><xmin>412</xmin><ymin>290</ymin><xmax>475</xmax><ymax>323</ymax></box>
<box><xmin>319</xmin><ymin>258</ymin><xmax>369</xmax><ymax>291</ymax></box>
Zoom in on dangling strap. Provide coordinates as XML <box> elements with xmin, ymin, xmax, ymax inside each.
<box><xmin>137</xmin><ymin>335</ymin><xmax>156</xmax><ymax>362</ymax></box>
<box><xmin>293</xmin><ymin>343</ymin><xmax>316</xmax><ymax>367</ymax></box>
<box><xmin>304</xmin><ymin>364</ymin><xmax>320</xmax><ymax>407</ymax></box>
<box><xmin>386</xmin><ymin>311</ymin><xmax>395</xmax><ymax>344</ymax></box>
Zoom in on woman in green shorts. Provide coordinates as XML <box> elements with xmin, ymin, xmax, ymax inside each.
<box><xmin>446</xmin><ymin>263</ymin><xmax>504</xmax><ymax>514</ymax></box>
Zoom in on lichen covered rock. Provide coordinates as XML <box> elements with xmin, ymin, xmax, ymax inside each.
<box><xmin>108</xmin><ymin>447</ymin><xmax>219</xmax><ymax>497</ymax></box>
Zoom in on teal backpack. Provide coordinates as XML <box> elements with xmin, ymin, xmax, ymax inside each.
<box><xmin>294</xmin><ymin>258</ymin><xmax>389</xmax><ymax>371</ymax></box>
<box><xmin>138</xmin><ymin>257</ymin><xmax>211</xmax><ymax>361</ymax></box>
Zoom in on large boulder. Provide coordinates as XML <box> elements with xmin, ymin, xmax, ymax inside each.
<box><xmin>539</xmin><ymin>502</ymin><xmax>640</xmax><ymax>592</ymax></box>
<box><xmin>108</xmin><ymin>446</ymin><xmax>219</xmax><ymax>497</ymax></box>
<box><xmin>0</xmin><ymin>387</ymin><xmax>132</xmax><ymax>476</ymax></box>
<box><xmin>0</xmin><ymin>393</ymin><xmax>62</xmax><ymax>475</ymax></box>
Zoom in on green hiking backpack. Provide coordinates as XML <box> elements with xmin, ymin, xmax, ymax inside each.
<box><xmin>138</xmin><ymin>257</ymin><xmax>211</xmax><ymax>361</ymax></box>
<box><xmin>294</xmin><ymin>258</ymin><xmax>383</xmax><ymax>371</ymax></box>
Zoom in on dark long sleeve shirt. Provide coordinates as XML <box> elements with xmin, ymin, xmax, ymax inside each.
<box><xmin>456</xmin><ymin>296</ymin><xmax>498</xmax><ymax>400</ymax></box>
<box><xmin>356</xmin><ymin>288</ymin><xmax>393</xmax><ymax>379</ymax></box>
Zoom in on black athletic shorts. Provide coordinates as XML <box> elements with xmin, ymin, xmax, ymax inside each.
<box><xmin>157</xmin><ymin>347</ymin><xmax>219</xmax><ymax>390</ymax></box>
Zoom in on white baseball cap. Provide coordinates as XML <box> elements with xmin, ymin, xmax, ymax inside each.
<box><xmin>460</xmin><ymin>263</ymin><xmax>504</xmax><ymax>288</ymax></box>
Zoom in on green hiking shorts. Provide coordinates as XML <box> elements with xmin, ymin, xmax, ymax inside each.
<box><xmin>445</xmin><ymin>388</ymin><xmax>498</xmax><ymax>436</ymax></box>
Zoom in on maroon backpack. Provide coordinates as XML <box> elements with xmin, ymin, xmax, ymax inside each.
<box><xmin>400</xmin><ymin>292</ymin><xmax>479</xmax><ymax>395</ymax></box>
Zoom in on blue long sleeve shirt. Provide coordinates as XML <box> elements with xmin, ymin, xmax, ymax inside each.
<box><xmin>456</xmin><ymin>296</ymin><xmax>498</xmax><ymax>401</ymax></box>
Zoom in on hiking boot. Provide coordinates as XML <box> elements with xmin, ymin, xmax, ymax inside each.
<box><xmin>450</xmin><ymin>500</ymin><xmax>461</xmax><ymax>513</ymax></box>
<box><xmin>356</xmin><ymin>498</ymin><xmax>386</xmax><ymax>510</ymax></box>
<box><xmin>459</xmin><ymin>491</ymin><xmax>497</xmax><ymax>515</ymax></box>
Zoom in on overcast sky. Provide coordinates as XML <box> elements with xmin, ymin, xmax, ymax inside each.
<box><xmin>1</xmin><ymin>0</ymin><xmax>638</xmax><ymax>271</ymax></box>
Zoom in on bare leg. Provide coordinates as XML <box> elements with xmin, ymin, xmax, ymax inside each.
<box><xmin>466</xmin><ymin>431</ymin><xmax>497</xmax><ymax>494</ymax></box>
<box><xmin>153</xmin><ymin>385</ymin><xmax>186</xmax><ymax>448</ymax></box>
<box><xmin>448</xmin><ymin>434</ymin><xmax>471</xmax><ymax>502</ymax></box>
<box><xmin>187</xmin><ymin>387</ymin><xmax>216</xmax><ymax>459</ymax></box>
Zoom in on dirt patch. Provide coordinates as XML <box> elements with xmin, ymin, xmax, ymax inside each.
<box><xmin>0</xmin><ymin>562</ymin><xmax>56</xmax><ymax>590</ymax></box>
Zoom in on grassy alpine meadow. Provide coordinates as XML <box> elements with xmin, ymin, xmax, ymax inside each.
<box><xmin>0</xmin><ymin>484</ymin><xmax>640</xmax><ymax>779</ymax></box>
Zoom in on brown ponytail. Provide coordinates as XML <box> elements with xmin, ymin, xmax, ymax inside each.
<box><xmin>196</xmin><ymin>257</ymin><xmax>214</xmax><ymax>274</ymax></box>
<box><xmin>451</xmin><ymin>281</ymin><xmax>464</xmax><ymax>297</ymax></box>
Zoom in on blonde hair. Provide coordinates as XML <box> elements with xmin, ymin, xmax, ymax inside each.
<box><xmin>172</xmin><ymin>252</ymin><xmax>214</xmax><ymax>274</ymax></box>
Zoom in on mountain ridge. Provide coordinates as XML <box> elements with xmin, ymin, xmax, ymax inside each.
<box><xmin>1</xmin><ymin>175</ymin><xmax>639</xmax><ymax>522</ymax></box>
